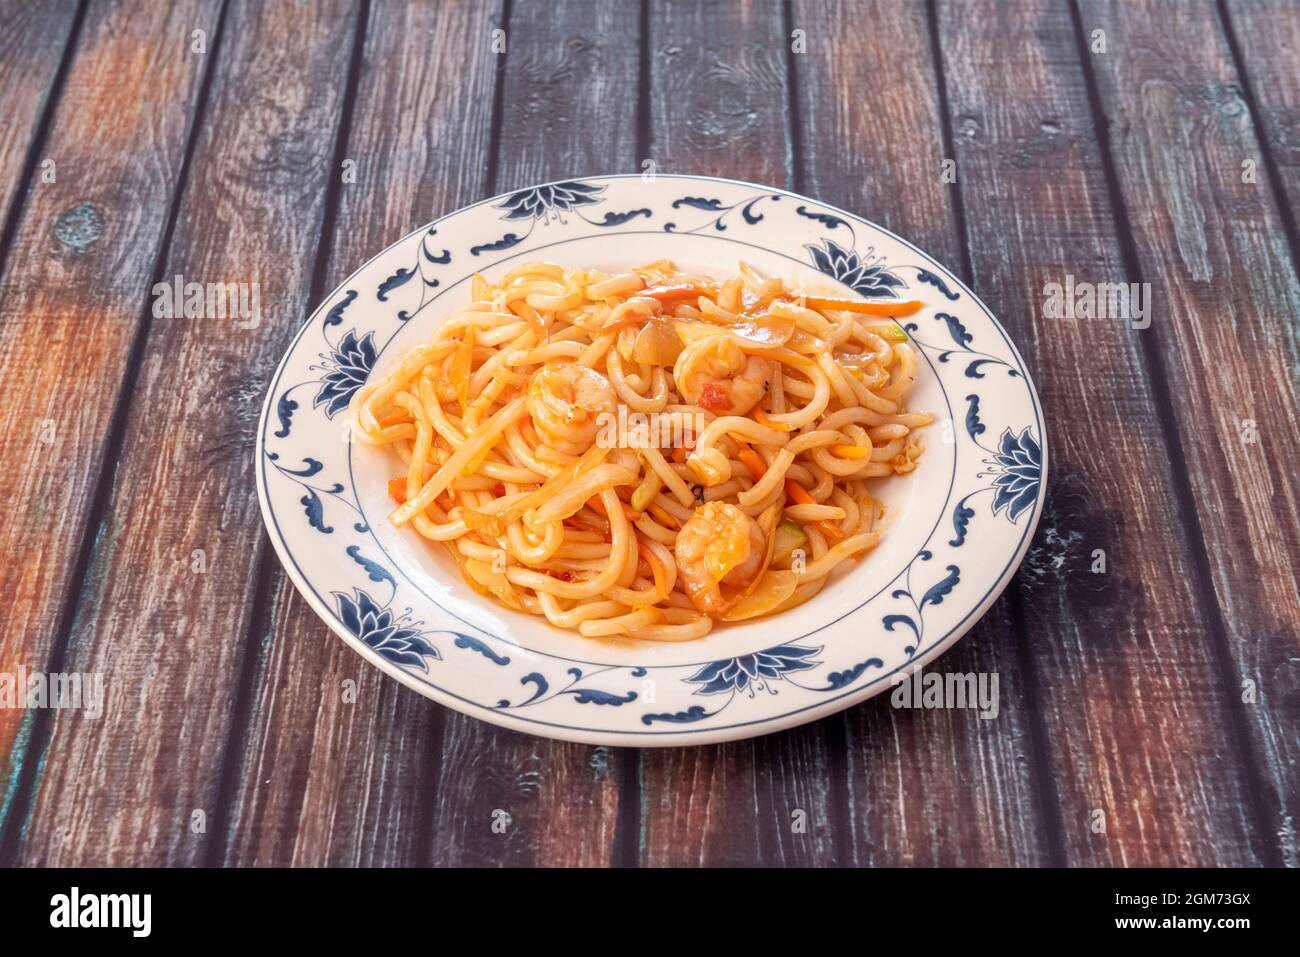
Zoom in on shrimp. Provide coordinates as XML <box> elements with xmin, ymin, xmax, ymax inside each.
<box><xmin>673</xmin><ymin>335</ymin><xmax>771</xmax><ymax>416</ymax></box>
<box><xmin>675</xmin><ymin>501</ymin><xmax>766</xmax><ymax>617</ymax></box>
<box><xmin>527</xmin><ymin>362</ymin><xmax>617</xmax><ymax>451</ymax></box>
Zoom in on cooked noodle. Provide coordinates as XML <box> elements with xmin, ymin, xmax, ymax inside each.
<box><xmin>351</xmin><ymin>260</ymin><xmax>931</xmax><ymax>641</ymax></box>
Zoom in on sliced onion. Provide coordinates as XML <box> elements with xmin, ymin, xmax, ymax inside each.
<box><xmin>464</xmin><ymin>557</ymin><xmax>523</xmax><ymax>610</ymax></box>
<box><xmin>730</xmin><ymin>318</ymin><xmax>795</xmax><ymax>347</ymax></box>
<box><xmin>722</xmin><ymin>570</ymin><xmax>801</xmax><ymax>621</ymax></box>
<box><xmin>740</xmin><ymin>503</ymin><xmax>782</xmax><ymax>599</ymax></box>
<box><xmin>836</xmin><ymin>350</ymin><xmax>881</xmax><ymax>369</ymax></box>
<box><xmin>632</xmin><ymin>317</ymin><xmax>683</xmax><ymax>365</ymax></box>
<box><xmin>787</xmin><ymin>329</ymin><xmax>831</xmax><ymax>354</ymax></box>
<box><xmin>674</xmin><ymin>319</ymin><xmax>793</xmax><ymax>351</ymax></box>
<box><xmin>767</xmin><ymin>578</ymin><xmax>824</xmax><ymax>616</ymax></box>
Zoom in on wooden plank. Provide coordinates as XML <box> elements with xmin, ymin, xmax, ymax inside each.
<box><xmin>1074</xmin><ymin>0</ymin><xmax>1300</xmax><ymax>866</ymax></box>
<box><xmin>938</xmin><ymin>0</ymin><xmax>1270</xmax><ymax>866</ymax></box>
<box><xmin>221</xmin><ymin>586</ymin><xmax>442</xmax><ymax>866</ymax></box>
<box><xmin>8</xmin><ymin>0</ymin><xmax>362</xmax><ymax>867</ymax></box>
<box><xmin>1220</xmin><ymin>3</ymin><xmax>1300</xmax><ymax>228</ymax></box>
<box><xmin>648</xmin><ymin>0</ymin><xmax>791</xmax><ymax>186</ymax></box>
<box><xmin>0</xmin><ymin>0</ymin><xmax>81</xmax><ymax>254</ymax></box>
<box><xmin>220</xmin><ymin>0</ymin><xmax>504</xmax><ymax>867</ymax></box>
<box><xmin>632</xmin><ymin>0</ymin><xmax>845</xmax><ymax>867</ymax></box>
<box><xmin>792</xmin><ymin>0</ymin><xmax>1048</xmax><ymax>866</ymax></box>
<box><xmin>795</xmin><ymin>0</ymin><xmax>962</xmax><ymax>265</ymax></box>
<box><xmin>0</xmin><ymin>0</ymin><xmax>225</xmax><ymax>851</ymax></box>
<box><xmin>424</xmin><ymin>0</ymin><xmax>640</xmax><ymax>868</ymax></box>
<box><xmin>0</xmin><ymin>0</ymin><xmax>81</xmax><ymax>824</ymax></box>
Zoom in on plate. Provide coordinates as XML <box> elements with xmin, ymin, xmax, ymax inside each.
<box><xmin>255</xmin><ymin>174</ymin><xmax>1047</xmax><ymax>746</ymax></box>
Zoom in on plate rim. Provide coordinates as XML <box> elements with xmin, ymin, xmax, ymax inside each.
<box><xmin>254</xmin><ymin>172</ymin><xmax>1048</xmax><ymax>747</ymax></box>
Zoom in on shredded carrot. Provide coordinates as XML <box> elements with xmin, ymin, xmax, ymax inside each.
<box><xmin>506</xmin><ymin>300</ymin><xmax>530</xmax><ymax>317</ymax></box>
<box><xmin>784</xmin><ymin>478</ymin><xmax>846</xmax><ymax>542</ymax></box>
<box><xmin>378</xmin><ymin>411</ymin><xmax>412</xmax><ymax>428</ymax></box>
<box><xmin>388</xmin><ymin>477</ymin><xmax>408</xmax><ymax>505</ymax></box>
<box><xmin>648</xmin><ymin>503</ymin><xmax>681</xmax><ymax>530</ymax></box>
<box><xmin>818</xmin><ymin>522</ymin><xmax>846</xmax><ymax>543</ymax></box>
<box><xmin>784</xmin><ymin>478</ymin><xmax>816</xmax><ymax>507</ymax></box>
<box><xmin>753</xmin><ymin>408</ymin><xmax>794</xmax><ymax>432</ymax></box>
<box><xmin>803</xmin><ymin>295</ymin><xmax>924</xmax><ymax>318</ymax></box>
<box><xmin>672</xmin><ymin>445</ymin><xmax>688</xmax><ymax>464</ymax></box>
<box><xmin>638</xmin><ymin>542</ymin><xmax>669</xmax><ymax>598</ymax></box>
<box><xmin>506</xmin><ymin>299</ymin><xmax>543</xmax><ymax>335</ymax></box>
<box><xmin>830</xmin><ymin>444</ymin><xmax>871</xmax><ymax>460</ymax></box>
<box><xmin>815</xmin><ymin>520</ymin><xmax>846</xmax><ymax>543</ymax></box>
<box><xmin>450</xmin><ymin>326</ymin><xmax>475</xmax><ymax>409</ymax></box>
<box><xmin>737</xmin><ymin>445</ymin><xmax>767</xmax><ymax>481</ymax></box>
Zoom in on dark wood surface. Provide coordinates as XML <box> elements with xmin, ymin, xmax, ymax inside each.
<box><xmin>0</xmin><ymin>0</ymin><xmax>1296</xmax><ymax>868</ymax></box>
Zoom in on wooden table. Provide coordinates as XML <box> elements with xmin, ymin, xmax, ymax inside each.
<box><xmin>0</xmin><ymin>0</ymin><xmax>1296</xmax><ymax>868</ymax></box>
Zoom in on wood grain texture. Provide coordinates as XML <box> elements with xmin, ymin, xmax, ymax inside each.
<box><xmin>221</xmin><ymin>586</ymin><xmax>442</xmax><ymax>866</ymax></box>
<box><xmin>0</xmin><ymin>0</ymin><xmax>224</xmax><ymax>847</ymax></box>
<box><xmin>791</xmin><ymin>0</ymin><xmax>1048</xmax><ymax>867</ymax></box>
<box><xmin>1221</xmin><ymin>0</ymin><xmax>1300</xmax><ymax>217</ymax></box>
<box><xmin>1078</xmin><ymin>0</ymin><xmax>1300</xmax><ymax>867</ymax></box>
<box><xmin>0</xmin><ymin>0</ymin><xmax>80</xmax><ymax>248</ymax></box>
<box><xmin>423</xmin><ymin>0</ymin><xmax>640</xmax><ymax>868</ymax></box>
<box><xmin>221</xmin><ymin>0</ymin><xmax>504</xmax><ymax>868</ymax></box>
<box><xmin>793</xmin><ymin>0</ymin><xmax>961</xmax><ymax>264</ymax></box>
<box><xmin>0</xmin><ymin>0</ymin><xmax>81</xmax><ymax>830</ymax></box>
<box><xmin>648</xmin><ymin>0</ymin><xmax>791</xmax><ymax>186</ymax></box>
<box><xmin>938</xmin><ymin>0</ymin><xmax>1267</xmax><ymax>866</ymax></box>
<box><xmin>8</xmin><ymin>0</ymin><xmax>362</xmax><ymax>867</ymax></box>
<box><xmin>633</xmin><ymin>0</ymin><xmax>845</xmax><ymax>868</ymax></box>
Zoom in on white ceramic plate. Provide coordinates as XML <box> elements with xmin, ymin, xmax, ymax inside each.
<box><xmin>255</xmin><ymin>174</ymin><xmax>1046</xmax><ymax>746</ymax></box>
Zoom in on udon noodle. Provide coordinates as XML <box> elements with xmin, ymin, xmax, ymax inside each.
<box><xmin>351</xmin><ymin>260</ymin><xmax>931</xmax><ymax>641</ymax></box>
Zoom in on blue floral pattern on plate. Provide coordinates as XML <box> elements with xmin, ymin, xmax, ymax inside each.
<box><xmin>335</xmin><ymin>588</ymin><xmax>440</xmax><ymax>671</ymax></box>
<box><xmin>256</xmin><ymin>174</ymin><xmax>1047</xmax><ymax>746</ymax></box>
<box><xmin>686</xmin><ymin>644</ymin><xmax>823</xmax><ymax>696</ymax></box>
<box><xmin>498</xmin><ymin>180</ymin><xmax>605</xmax><ymax>221</ymax></box>
<box><xmin>314</xmin><ymin>330</ymin><xmax>377</xmax><ymax>418</ymax></box>
<box><xmin>988</xmin><ymin>427</ymin><xmax>1043</xmax><ymax>522</ymax></box>
<box><xmin>806</xmin><ymin>239</ymin><xmax>906</xmax><ymax>299</ymax></box>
